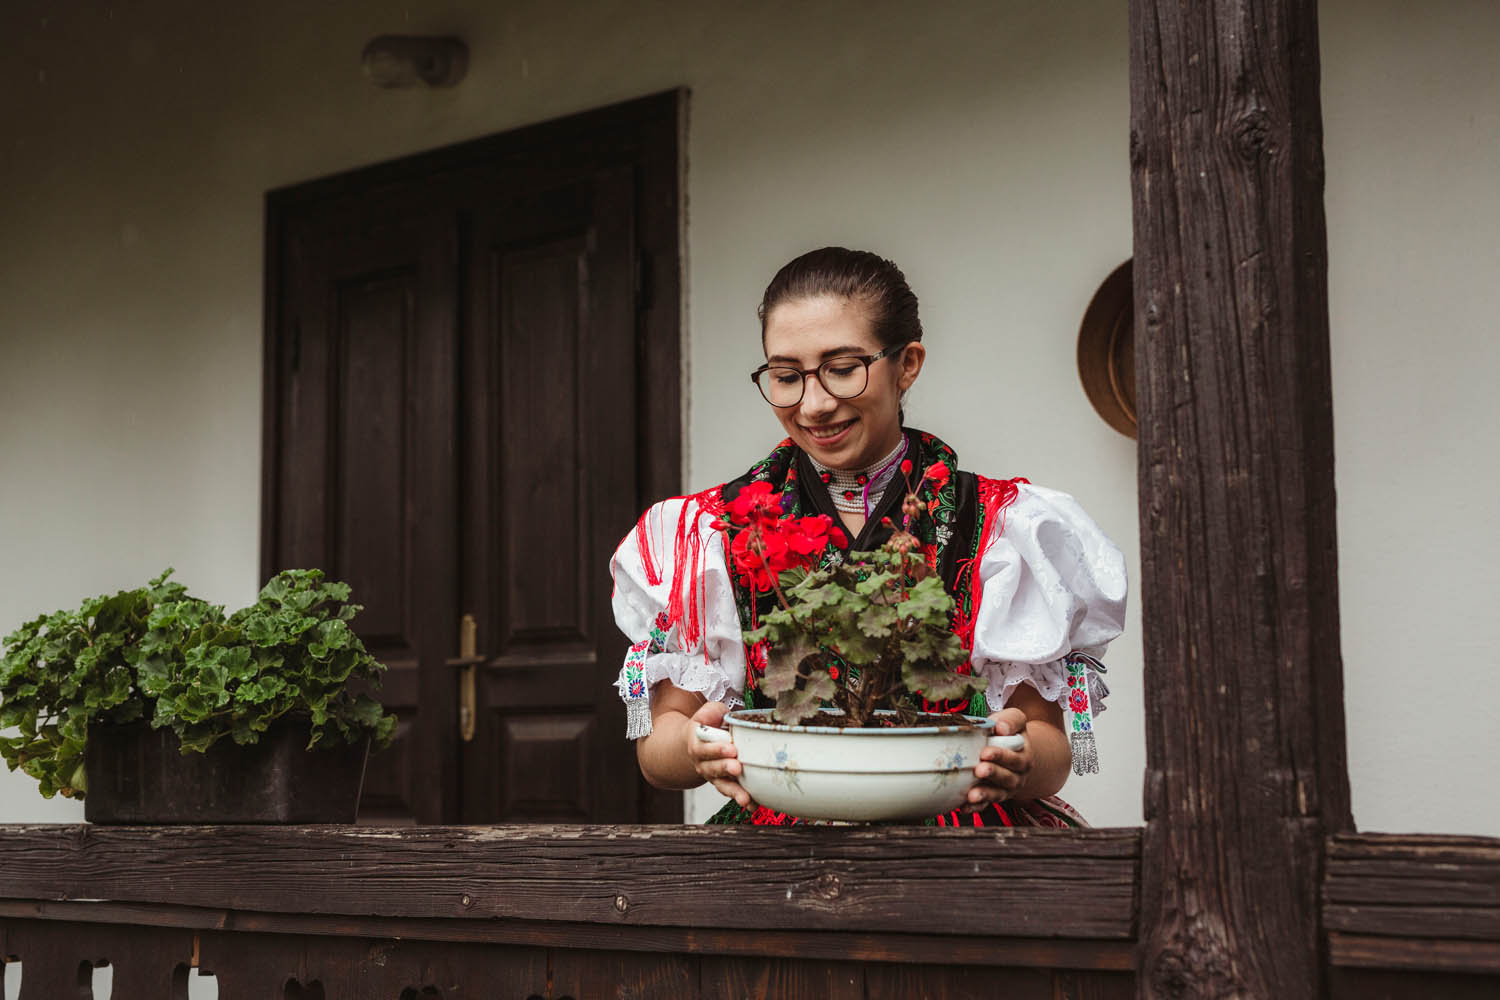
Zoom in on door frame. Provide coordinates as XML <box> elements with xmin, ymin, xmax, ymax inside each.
<box><xmin>259</xmin><ymin>90</ymin><xmax>685</xmax><ymax>823</ymax></box>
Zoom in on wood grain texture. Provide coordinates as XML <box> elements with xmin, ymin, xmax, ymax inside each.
<box><xmin>863</xmin><ymin>962</ymin><xmax>1051</xmax><ymax>1000</ymax></box>
<box><xmin>1328</xmin><ymin>935</ymin><xmax>1500</xmax><ymax>976</ymax></box>
<box><xmin>1129</xmin><ymin>0</ymin><xmax>1348</xmax><ymax>996</ymax></box>
<box><xmin>552</xmin><ymin>948</ymin><xmax>696</xmax><ymax>1000</ymax></box>
<box><xmin>195</xmin><ymin>930</ymin><xmax>548</xmax><ymax>1000</ymax></box>
<box><xmin>1328</xmin><ymin>966</ymin><xmax>1500</xmax><ymax>1000</ymax></box>
<box><xmin>0</xmin><ymin>824</ymin><xmax>1137</xmax><ymax>941</ymax></box>
<box><xmin>698</xmin><ymin>956</ymin><xmax>865</xmax><ymax>1000</ymax></box>
<box><xmin>1324</xmin><ymin>834</ymin><xmax>1500</xmax><ymax>961</ymax></box>
<box><xmin>0</xmin><ymin>915</ymin><xmax>1135</xmax><ymax>999</ymax></box>
<box><xmin>0</xmin><ymin>899</ymin><xmax>1136</xmax><ymax>972</ymax></box>
<box><xmin>0</xmin><ymin>919</ymin><xmax>196</xmax><ymax>998</ymax></box>
<box><xmin>1053</xmin><ymin>969</ymin><xmax>1137</xmax><ymax>1000</ymax></box>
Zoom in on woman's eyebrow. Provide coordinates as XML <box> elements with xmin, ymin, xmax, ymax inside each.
<box><xmin>765</xmin><ymin>345</ymin><xmax>867</xmax><ymax>365</ymax></box>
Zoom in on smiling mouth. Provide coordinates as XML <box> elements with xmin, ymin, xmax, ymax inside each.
<box><xmin>803</xmin><ymin>418</ymin><xmax>856</xmax><ymax>441</ymax></box>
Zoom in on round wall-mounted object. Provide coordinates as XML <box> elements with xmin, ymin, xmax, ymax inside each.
<box><xmin>1076</xmin><ymin>259</ymin><xmax>1136</xmax><ymax>439</ymax></box>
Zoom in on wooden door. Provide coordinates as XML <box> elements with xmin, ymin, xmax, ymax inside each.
<box><xmin>266</xmin><ymin>198</ymin><xmax>459</xmax><ymax>824</ymax></box>
<box><xmin>262</xmin><ymin>93</ymin><xmax>683</xmax><ymax>824</ymax></box>
<box><xmin>455</xmin><ymin>169</ymin><xmax>640</xmax><ymax>823</ymax></box>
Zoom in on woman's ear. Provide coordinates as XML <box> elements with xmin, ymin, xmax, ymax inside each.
<box><xmin>896</xmin><ymin>341</ymin><xmax>926</xmax><ymax>392</ymax></box>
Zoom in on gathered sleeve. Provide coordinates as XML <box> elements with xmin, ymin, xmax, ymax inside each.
<box><xmin>968</xmin><ymin>483</ymin><xmax>1127</xmax><ymax>772</ymax></box>
<box><xmin>610</xmin><ymin>497</ymin><xmax>747</xmax><ymax>740</ymax></box>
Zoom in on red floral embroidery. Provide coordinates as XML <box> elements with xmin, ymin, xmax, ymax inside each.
<box><xmin>750</xmin><ymin>806</ymin><xmax>797</xmax><ymax>826</ymax></box>
<box><xmin>1068</xmin><ymin>688</ymin><xmax>1089</xmax><ymax>714</ymax></box>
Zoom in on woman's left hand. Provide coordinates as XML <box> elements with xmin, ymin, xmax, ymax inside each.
<box><xmin>966</xmin><ymin>706</ymin><xmax>1032</xmax><ymax>809</ymax></box>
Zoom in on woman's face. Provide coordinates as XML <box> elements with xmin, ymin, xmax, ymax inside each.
<box><xmin>760</xmin><ymin>294</ymin><xmax>925</xmax><ymax>470</ymax></box>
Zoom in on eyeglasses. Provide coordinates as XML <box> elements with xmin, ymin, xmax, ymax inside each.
<box><xmin>750</xmin><ymin>343</ymin><xmax>909</xmax><ymax>408</ymax></box>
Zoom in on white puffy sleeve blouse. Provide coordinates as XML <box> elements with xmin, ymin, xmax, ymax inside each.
<box><xmin>610</xmin><ymin>483</ymin><xmax>1127</xmax><ymax>751</ymax></box>
<box><xmin>610</xmin><ymin>496</ymin><xmax>749</xmax><ymax>739</ymax></box>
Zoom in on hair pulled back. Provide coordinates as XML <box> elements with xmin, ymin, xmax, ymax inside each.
<box><xmin>757</xmin><ymin>247</ymin><xmax>922</xmax><ymax>351</ymax></box>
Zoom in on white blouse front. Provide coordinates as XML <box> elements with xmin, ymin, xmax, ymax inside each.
<box><xmin>610</xmin><ymin>482</ymin><xmax>1127</xmax><ymax>746</ymax></box>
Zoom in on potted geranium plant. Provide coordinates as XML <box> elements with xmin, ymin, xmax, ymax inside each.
<box><xmin>693</xmin><ymin>464</ymin><xmax>1023</xmax><ymax>822</ymax></box>
<box><xmin>0</xmin><ymin>568</ymin><xmax>397</xmax><ymax>823</ymax></box>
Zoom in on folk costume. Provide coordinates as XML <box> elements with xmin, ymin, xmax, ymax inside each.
<box><xmin>610</xmin><ymin>430</ymin><xmax>1126</xmax><ymax>827</ymax></box>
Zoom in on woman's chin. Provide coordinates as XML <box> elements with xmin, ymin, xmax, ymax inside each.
<box><xmin>799</xmin><ymin>422</ymin><xmax>860</xmax><ymax>464</ymax></box>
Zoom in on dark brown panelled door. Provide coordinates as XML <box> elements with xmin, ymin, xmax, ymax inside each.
<box><xmin>262</xmin><ymin>93</ymin><xmax>683</xmax><ymax>824</ymax></box>
<box><xmin>456</xmin><ymin>169</ymin><xmax>640</xmax><ymax>822</ymax></box>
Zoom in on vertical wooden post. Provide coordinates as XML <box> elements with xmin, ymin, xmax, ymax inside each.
<box><xmin>1129</xmin><ymin>1</ymin><xmax>1351</xmax><ymax>996</ymax></box>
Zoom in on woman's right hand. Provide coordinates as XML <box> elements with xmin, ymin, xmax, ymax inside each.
<box><xmin>687</xmin><ymin>700</ymin><xmax>752</xmax><ymax>808</ymax></box>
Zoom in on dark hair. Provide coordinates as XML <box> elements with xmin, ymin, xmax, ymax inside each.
<box><xmin>757</xmin><ymin>247</ymin><xmax>923</xmax><ymax>351</ymax></box>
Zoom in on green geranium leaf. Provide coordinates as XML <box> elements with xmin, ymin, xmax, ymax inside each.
<box><xmin>856</xmin><ymin>604</ymin><xmax>897</xmax><ymax>639</ymax></box>
<box><xmin>0</xmin><ymin>567</ymin><xmax>398</xmax><ymax>799</ymax></box>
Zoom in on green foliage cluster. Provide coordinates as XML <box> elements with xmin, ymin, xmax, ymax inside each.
<box><xmin>0</xmin><ymin>568</ymin><xmax>397</xmax><ymax>799</ymax></box>
<box><xmin>746</xmin><ymin>548</ymin><xmax>986</xmax><ymax>727</ymax></box>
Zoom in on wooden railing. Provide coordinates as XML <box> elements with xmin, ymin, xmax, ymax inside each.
<box><xmin>1324</xmin><ymin>833</ymin><xmax>1500</xmax><ymax>997</ymax></box>
<box><xmin>2</xmin><ymin>827</ymin><xmax>1498</xmax><ymax>997</ymax></box>
<box><xmin>0</xmin><ymin>824</ymin><xmax>1139</xmax><ymax>999</ymax></box>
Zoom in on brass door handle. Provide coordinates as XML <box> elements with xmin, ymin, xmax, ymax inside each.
<box><xmin>457</xmin><ymin>613</ymin><xmax>479</xmax><ymax>742</ymax></box>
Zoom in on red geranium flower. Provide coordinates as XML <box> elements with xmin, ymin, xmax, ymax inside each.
<box><xmin>726</xmin><ymin>481</ymin><xmax>783</xmax><ymax>526</ymax></box>
<box><xmin>730</xmin><ymin>522</ymin><xmax>792</xmax><ymax>591</ymax></box>
<box><xmin>729</xmin><ymin>513</ymin><xmax>840</xmax><ymax>592</ymax></box>
<box><xmin>784</xmin><ymin>513</ymin><xmax>835</xmax><ymax>556</ymax></box>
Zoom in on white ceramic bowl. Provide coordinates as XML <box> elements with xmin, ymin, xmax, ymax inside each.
<box><xmin>696</xmin><ymin>708</ymin><xmax>1023</xmax><ymax>822</ymax></box>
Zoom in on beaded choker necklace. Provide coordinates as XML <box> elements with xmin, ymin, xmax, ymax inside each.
<box><xmin>810</xmin><ymin>436</ymin><xmax>909</xmax><ymax>517</ymax></box>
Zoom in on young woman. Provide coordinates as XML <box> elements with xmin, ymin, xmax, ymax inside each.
<box><xmin>611</xmin><ymin>248</ymin><xmax>1126</xmax><ymax>826</ymax></box>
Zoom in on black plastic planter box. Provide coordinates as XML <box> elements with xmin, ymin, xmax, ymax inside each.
<box><xmin>84</xmin><ymin>719</ymin><xmax>369</xmax><ymax>824</ymax></box>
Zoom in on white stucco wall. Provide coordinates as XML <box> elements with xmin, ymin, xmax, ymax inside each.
<box><xmin>1322</xmin><ymin>0</ymin><xmax>1500</xmax><ymax>836</ymax></box>
<box><xmin>0</xmin><ymin>0</ymin><xmax>1494</xmax><ymax>833</ymax></box>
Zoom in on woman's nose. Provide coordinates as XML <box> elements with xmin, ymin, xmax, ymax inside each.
<box><xmin>799</xmin><ymin>372</ymin><xmax>839</xmax><ymax>419</ymax></box>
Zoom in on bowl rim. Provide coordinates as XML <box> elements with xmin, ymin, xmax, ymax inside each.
<box><xmin>724</xmin><ymin>707</ymin><xmax>994</xmax><ymax>737</ymax></box>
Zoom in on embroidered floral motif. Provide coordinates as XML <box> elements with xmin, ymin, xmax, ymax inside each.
<box><xmin>1064</xmin><ymin>653</ymin><xmax>1100</xmax><ymax>774</ymax></box>
<box><xmin>648</xmin><ymin>611</ymin><xmax>672</xmax><ymax>649</ymax></box>
<box><xmin>622</xmin><ymin>639</ymin><xmax>653</xmax><ymax>739</ymax></box>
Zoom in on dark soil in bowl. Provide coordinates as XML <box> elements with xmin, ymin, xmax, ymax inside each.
<box><xmin>795</xmin><ymin>711</ymin><xmax>979</xmax><ymax>730</ymax></box>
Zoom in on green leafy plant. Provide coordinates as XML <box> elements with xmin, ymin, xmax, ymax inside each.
<box><xmin>0</xmin><ymin>568</ymin><xmax>397</xmax><ymax>799</ymax></box>
<box><xmin>726</xmin><ymin>468</ymin><xmax>987</xmax><ymax>728</ymax></box>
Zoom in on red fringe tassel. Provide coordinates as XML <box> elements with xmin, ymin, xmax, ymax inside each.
<box><xmin>631</xmin><ymin>487</ymin><xmax>727</xmax><ymax>657</ymax></box>
<box><xmin>953</xmin><ymin>476</ymin><xmax>1027</xmax><ymax>651</ymax></box>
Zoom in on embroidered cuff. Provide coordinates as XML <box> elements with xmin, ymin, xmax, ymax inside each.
<box><xmin>1064</xmin><ymin>652</ymin><xmax>1106</xmax><ymax>775</ymax></box>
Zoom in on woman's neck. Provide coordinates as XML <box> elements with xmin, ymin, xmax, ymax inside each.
<box><xmin>808</xmin><ymin>433</ymin><xmax>909</xmax><ymax>522</ymax></box>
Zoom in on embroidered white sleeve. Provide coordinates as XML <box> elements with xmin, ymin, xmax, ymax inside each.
<box><xmin>610</xmin><ymin>497</ymin><xmax>746</xmax><ymax>740</ymax></box>
<box><xmin>968</xmin><ymin>483</ymin><xmax>1127</xmax><ymax>715</ymax></box>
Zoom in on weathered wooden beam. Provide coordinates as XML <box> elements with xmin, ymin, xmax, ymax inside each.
<box><xmin>0</xmin><ymin>824</ymin><xmax>1139</xmax><ymax>941</ymax></box>
<box><xmin>1129</xmin><ymin>0</ymin><xmax>1349</xmax><ymax>996</ymax></box>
